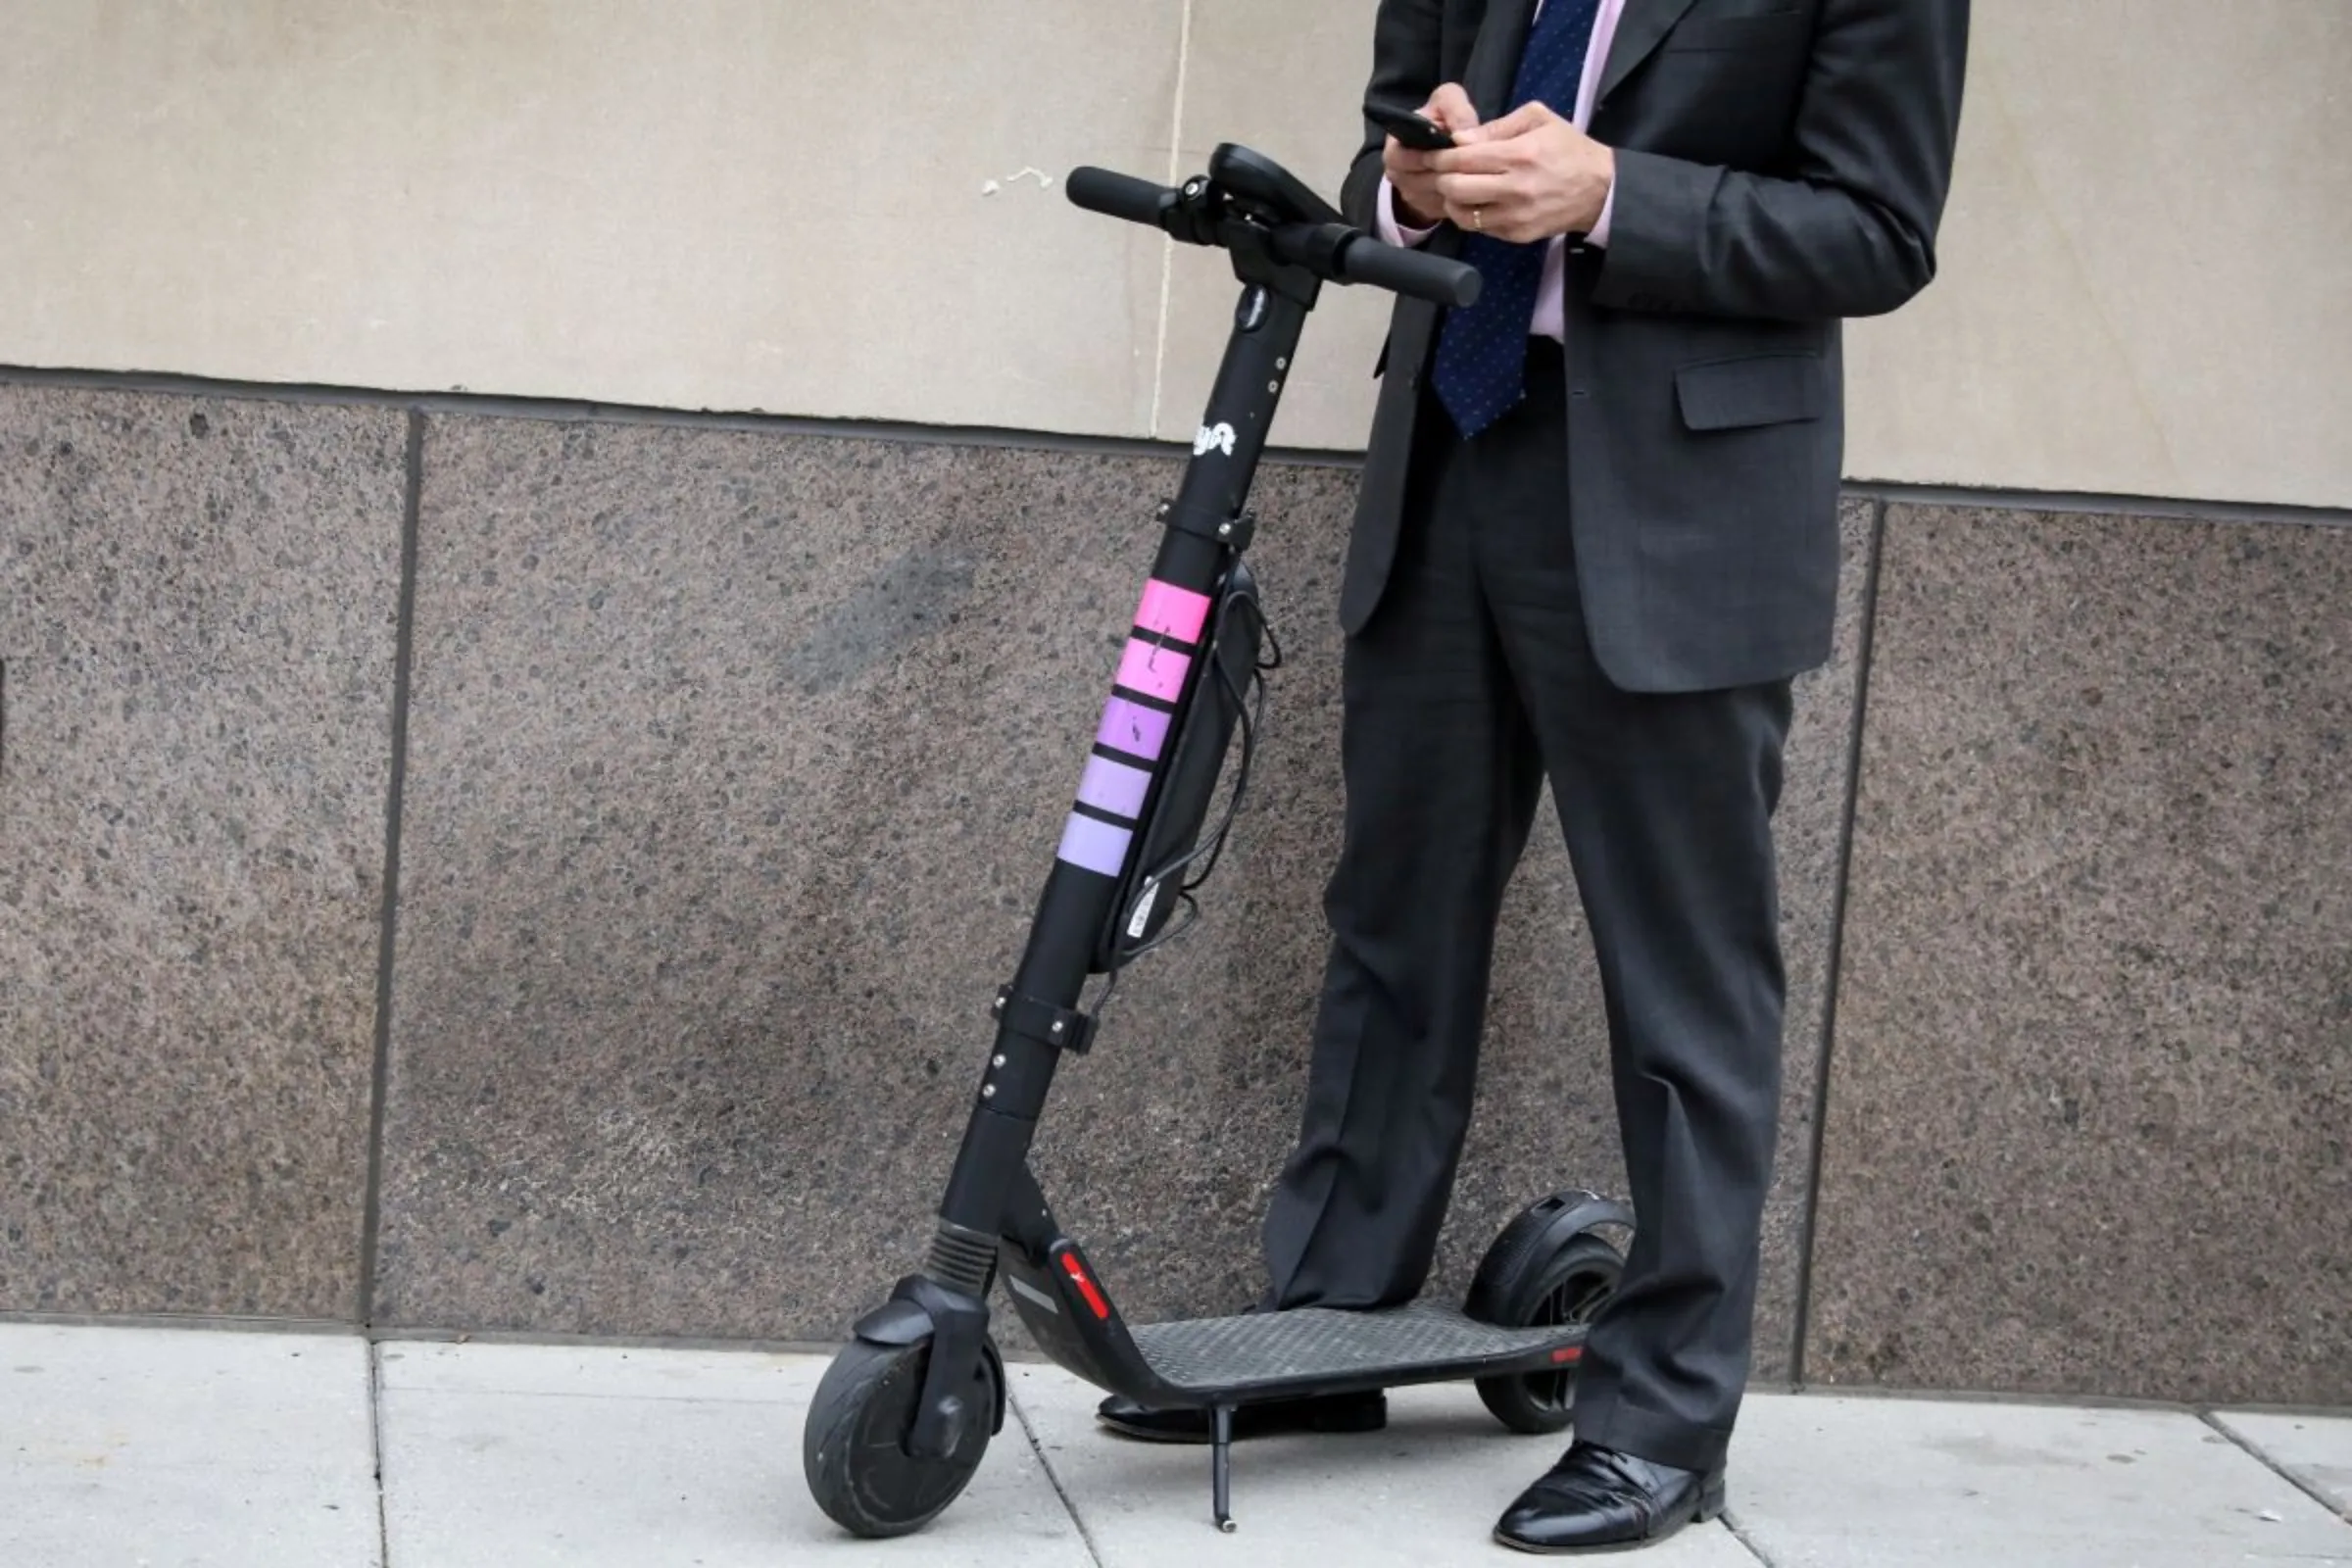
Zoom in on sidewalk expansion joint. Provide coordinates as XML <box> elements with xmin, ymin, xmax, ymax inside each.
<box><xmin>368</xmin><ymin>1343</ymin><xmax>394</xmax><ymax>1568</ymax></box>
<box><xmin>1007</xmin><ymin>1381</ymin><xmax>1107</xmax><ymax>1568</ymax></box>
<box><xmin>1718</xmin><ymin>1504</ymin><xmax>1782</xmax><ymax>1566</ymax></box>
<box><xmin>2198</xmin><ymin>1409</ymin><xmax>2352</xmax><ymax>1526</ymax></box>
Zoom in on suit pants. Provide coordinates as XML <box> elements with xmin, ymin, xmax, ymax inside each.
<box><xmin>1258</xmin><ymin>341</ymin><xmax>1793</xmax><ymax>1474</ymax></box>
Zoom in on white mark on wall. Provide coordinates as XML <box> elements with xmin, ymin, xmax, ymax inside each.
<box><xmin>1152</xmin><ymin>0</ymin><xmax>1197</xmax><ymax>440</ymax></box>
<box><xmin>980</xmin><ymin>166</ymin><xmax>1055</xmax><ymax>197</ymax></box>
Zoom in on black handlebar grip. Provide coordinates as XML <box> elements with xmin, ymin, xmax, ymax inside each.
<box><xmin>1065</xmin><ymin>167</ymin><xmax>1176</xmax><ymax>228</ymax></box>
<box><xmin>1339</xmin><ymin>236</ymin><xmax>1482</xmax><ymax>309</ymax></box>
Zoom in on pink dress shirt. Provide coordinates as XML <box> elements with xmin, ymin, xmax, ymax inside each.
<box><xmin>1376</xmin><ymin>0</ymin><xmax>1627</xmax><ymax>342</ymax></box>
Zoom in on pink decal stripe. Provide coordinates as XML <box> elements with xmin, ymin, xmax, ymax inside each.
<box><xmin>1096</xmin><ymin>696</ymin><xmax>1171</xmax><ymax>762</ymax></box>
<box><xmin>1056</xmin><ymin>812</ymin><xmax>1131</xmax><ymax>877</ymax></box>
<box><xmin>1137</xmin><ymin>578</ymin><xmax>1212</xmax><ymax>646</ymax></box>
<box><xmin>1077</xmin><ymin>754</ymin><xmax>1153</xmax><ymax>820</ymax></box>
<box><xmin>1114</xmin><ymin>637</ymin><xmax>1192</xmax><ymax>704</ymax></box>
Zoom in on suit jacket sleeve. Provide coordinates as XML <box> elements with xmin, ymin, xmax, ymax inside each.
<box><xmin>1342</xmin><ymin>0</ymin><xmax>1448</xmax><ymax>231</ymax></box>
<box><xmin>1594</xmin><ymin>0</ymin><xmax>1970</xmax><ymax>319</ymax></box>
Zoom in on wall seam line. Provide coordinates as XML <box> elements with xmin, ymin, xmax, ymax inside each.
<box><xmin>1786</xmin><ymin>495</ymin><xmax>1890</xmax><ymax>1388</ymax></box>
<box><xmin>356</xmin><ymin>409</ymin><xmax>424</xmax><ymax>1328</ymax></box>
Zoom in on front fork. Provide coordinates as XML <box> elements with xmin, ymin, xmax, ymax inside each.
<box><xmin>855</xmin><ymin>270</ymin><xmax>1316</xmax><ymax>1459</ymax></box>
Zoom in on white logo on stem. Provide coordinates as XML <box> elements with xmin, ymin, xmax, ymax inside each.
<box><xmin>1194</xmin><ymin>422</ymin><xmax>1236</xmax><ymax>457</ymax></box>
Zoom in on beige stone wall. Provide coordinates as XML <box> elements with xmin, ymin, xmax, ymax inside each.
<box><xmin>3</xmin><ymin>1</ymin><xmax>2346</xmax><ymax>507</ymax></box>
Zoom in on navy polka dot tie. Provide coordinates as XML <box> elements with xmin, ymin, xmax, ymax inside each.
<box><xmin>1431</xmin><ymin>0</ymin><xmax>1602</xmax><ymax>438</ymax></box>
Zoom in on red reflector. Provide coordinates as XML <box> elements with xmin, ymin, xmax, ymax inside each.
<box><xmin>1059</xmin><ymin>1253</ymin><xmax>1113</xmax><ymax>1320</ymax></box>
<box><xmin>1550</xmin><ymin>1347</ymin><xmax>1582</xmax><ymax>1364</ymax></box>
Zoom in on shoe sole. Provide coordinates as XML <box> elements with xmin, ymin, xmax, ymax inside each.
<box><xmin>1494</xmin><ymin>1532</ymin><xmax>1665</xmax><ymax>1555</ymax></box>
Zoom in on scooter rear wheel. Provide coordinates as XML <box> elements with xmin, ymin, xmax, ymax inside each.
<box><xmin>803</xmin><ymin>1334</ymin><xmax>1002</xmax><ymax>1538</ymax></box>
<box><xmin>1465</xmin><ymin>1213</ymin><xmax>1625</xmax><ymax>1435</ymax></box>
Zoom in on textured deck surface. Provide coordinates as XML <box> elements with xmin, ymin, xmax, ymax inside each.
<box><xmin>1129</xmin><ymin>1301</ymin><xmax>1563</xmax><ymax>1391</ymax></box>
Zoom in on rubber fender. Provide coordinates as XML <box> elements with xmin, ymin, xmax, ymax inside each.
<box><xmin>1466</xmin><ymin>1189</ymin><xmax>1637</xmax><ymax>1324</ymax></box>
<box><xmin>847</xmin><ymin>1297</ymin><xmax>1007</xmax><ymax>1436</ymax></box>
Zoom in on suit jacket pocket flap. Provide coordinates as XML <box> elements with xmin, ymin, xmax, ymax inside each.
<box><xmin>1674</xmin><ymin>352</ymin><xmax>1826</xmax><ymax>430</ymax></box>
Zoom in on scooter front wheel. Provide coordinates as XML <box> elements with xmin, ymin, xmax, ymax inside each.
<box><xmin>803</xmin><ymin>1334</ymin><xmax>1002</xmax><ymax>1538</ymax></box>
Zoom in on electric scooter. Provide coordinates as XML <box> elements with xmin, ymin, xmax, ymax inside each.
<box><xmin>801</xmin><ymin>142</ymin><xmax>1636</xmax><ymax>1541</ymax></box>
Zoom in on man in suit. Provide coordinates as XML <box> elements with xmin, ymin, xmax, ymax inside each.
<box><xmin>1101</xmin><ymin>0</ymin><xmax>1969</xmax><ymax>1550</ymax></box>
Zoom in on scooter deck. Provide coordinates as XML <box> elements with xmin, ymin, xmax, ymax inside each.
<box><xmin>1130</xmin><ymin>1300</ymin><xmax>1570</xmax><ymax>1397</ymax></box>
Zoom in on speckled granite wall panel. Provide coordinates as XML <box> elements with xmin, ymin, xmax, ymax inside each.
<box><xmin>369</xmin><ymin>416</ymin><xmax>1202</xmax><ymax>1340</ymax></box>
<box><xmin>370</xmin><ymin>416</ymin><xmax>1868</xmax><ymax>1368</ymax></box>
<box><xmin>1802</xmin><ymin>506</ymin><xmax>2352</xmax><ymax>1405</ymax></box>
<box><xmin>0</xmin><ymin>387</ymin><xmax>406</xmax><ymax>1317</ymax></box>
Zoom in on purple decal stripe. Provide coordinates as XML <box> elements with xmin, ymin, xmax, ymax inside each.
<box><xmin>1055</xmin><ymin>811</ymin><xmax>1132</xmax><ymax>877</ymax></box>
<box><xmin>1096</xmin><ymin>695</ymin><xmax>1172</xmax><ymax>761</ymax></box>
<box><xmin>1115</xmin><ymin>637</ymin><xmax>1191</xmax><ymax>704</ymax></box>
<box><xmin>1077</xmin><ymin>754</ymin><xmax>1153</xmax><ymax>820</ymax></box>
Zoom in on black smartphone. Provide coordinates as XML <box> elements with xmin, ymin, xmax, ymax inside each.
<box><xmin>1365</xmin><ymin>98</ymin><xmax>1454</xmax><ymax>151</ymax></box>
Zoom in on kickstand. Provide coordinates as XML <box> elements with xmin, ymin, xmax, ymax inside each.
<box><xmin>1211</xmin><ymin>1404</ymin><xmax>1236</xmax><ymax>1533</ymax></box>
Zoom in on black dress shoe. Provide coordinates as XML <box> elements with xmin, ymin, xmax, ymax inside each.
<box><xmin>1494</xmin><ymin>1441</ymin><xmax>1726</xmax><ymax>1554</ymax></box>
<box><xmin>1094</xmin><ymin>1388</ymin><xmax>1387</xmax><ymax>1443</ymax></box>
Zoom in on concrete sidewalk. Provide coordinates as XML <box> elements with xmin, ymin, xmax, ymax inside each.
<box><xmin>5</xmin><ymin>1321</ymin><xmax>2349</xmax><ymax>1568</ymax></box>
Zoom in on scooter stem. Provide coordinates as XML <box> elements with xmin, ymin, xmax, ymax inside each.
<box><xmin>933</xmin><ymin>272</ymin><xmax>1310</xmax><ymax>1250</ymax></box>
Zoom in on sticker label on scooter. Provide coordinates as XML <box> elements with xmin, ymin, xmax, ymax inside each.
<box><xmin>1006</xmin><ymin>1273</ymin><xmax>1060</xmax><ymax>1315</ymax></box>
<box><xmin>1135</xmin><ymin>579</ymin><xmax>1211</xmax><ymax>646</ymax></box>
<box><xmin>1114</xmin><ymin>636</ymin><xmax>1191</xmax><ymax>703</ymax></box>
<box><xmin>1096</xmin><ymin>696</ymin><xmax>1171</xmax><ymax>762</ymax></box>
<box><xmin>1126</xmin><ymin>876</ymin><xmax>1161</xmax><ymax>938</ymax></box>
<box><xmin>1055</xmin><ymin>579</ymin><xmax>1211</xmax><ymax>878</ymax></box>
<box><xmin>1076</xmin><ymin>753</ymin><xmax>1152</xmax><ymax>820</ymax></box>
<box><xmin>1055</xmin><ymin>811</ymin><xmax>1132</xmax><ymax>878</ymax></box>
<box><xmin>1193</xmin><ymin>422</ymin><xmax>1236</xmax><ymax>458</ymax></box>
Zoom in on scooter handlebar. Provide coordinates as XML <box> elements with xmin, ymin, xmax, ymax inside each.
<box><xmin>1063</xmin><ymin>165</ymin><xmax>1481</xmax><ymax>310</ymax></box>
<box><xmin>1065</xmin><ymin>166</ymin><xmax>1176</xmax><ymax>228</ymax></box>
<box><xmin>1336</xmin><ymin>234</ymin><xmax>1481</xmax><ymax>309</ymax></box>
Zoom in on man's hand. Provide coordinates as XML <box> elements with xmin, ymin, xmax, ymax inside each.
<box><xmin>1431</xmin><ymin>100</ymin><xmax>1615</xmax><ymax>243</ymax></box>
<box><xmin>1383</xmin><ymin>83</ymin><xmax>1479</xmax><ymax>230</ymax></box>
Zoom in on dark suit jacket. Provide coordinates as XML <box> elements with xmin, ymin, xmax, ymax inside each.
<box><xmin>1339</xmin><ymin>0</ymin><xmax>1969</xmax><ymax>692</ymax></box>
